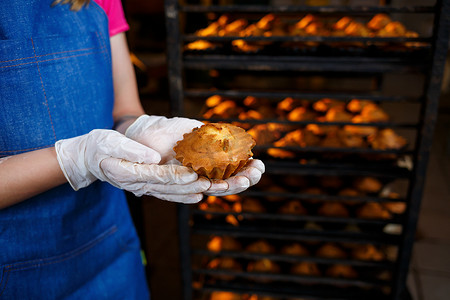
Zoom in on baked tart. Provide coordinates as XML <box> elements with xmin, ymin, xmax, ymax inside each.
<box><xmin>174</xmin><ymin>123</ymin><xmax>256</xmax><ymax>179</ymax></box>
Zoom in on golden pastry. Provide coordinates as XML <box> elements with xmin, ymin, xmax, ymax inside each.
<box><xmin>318</xmin><ymin>202</ymin><xmax>350</xmax><ymax>218</ymax></box>
<box><xmin>313</xmin><ymin>98</ymin><xmax>346</xmax><ymax>113</ymax></box>
<box><xmin>316</xmin><ymin>243</ymin><xmax>347</xmax><ymax>259</ymax></box>
<box><xmin>246</xmin><ymin>240</ymin><xmax>276</xmax><ymax>254</ymax></box>
<box><xmin>338</xmin><ymin>188</ymin><xmax>363</xmax><ymax>197</ymax></box>
<box><xmin>345</xmin><ymin>21</ymin><xmax>371</xmax><ymax>37</ymax></box>
<box><xmin>382</xmin><ymin>201</ymin><xmax>406</xmax><ymax>214</ymax></box>
<box><xmin>199</xmin><ymin>196</ymin><xmax>231</xmax><ymax>213</ymax></box>
<box><xmin>324</xmin><ymin>107</ymin><xmax>353</xmax><ymax>123</ymax></box>
<box><xmin>287</xmin><ymin>107</ymin><xmax>317</xmax><ymax>122</ymax></box>
<box><xmin>273</xmin><ymin>129</ymin><xmax>320</xmax><ymax>148</ymax></box>
<box><xmin>290</xmin><ymin>262</ymin><xmax>321</xmax><ymax>276</ymax></box>
<box><xmin>377</xmin><ymin>21</ymin><xmax>407</xmax><ymax>37</ymax></box>
<box><xmin>359</xmin><ymin>103</ymin><xmax>389</xmax><ymax>122</ymax></box>
<box><xmin>207</xmin><ymin>236</ymin><xmax>242</xmax><ymax>252</ymax></box>
<box><xmin>247</xmin><ymin>258</ymin><xmax>281</xmax><ymax>274</ymax></box>
<box><xmin>185</xmin><ymin>40</ymin><xmax>218</xmax><ymax>51</ymax></box>
<box><xmin>305</xmin><ymin>22</ymin><xmax>329</xmax><ymax>36</ymax></box>
<box><xmin>247</xmin><ymin>123</ymin><xmax>283</xmax><ymax>146</ymax></box>
<box><xmin>238</xmin><ymin>110</ymin><xmax>264</xmax><ymax>121</ymax></box>
<box><xmin>276</xmin><ymin>97</ymin><xmax>308</xmax><ymax>116</ymax></box>
<box><xmin>196</xmin><ymin>22</ymin><xmax>222</xmax><ymax>37</ymax></box>
<box><xmin>326</xmin><ymin>264</ymin><xmax>358</xmax><ymax>278</ymax></box>
<box><xmin>306</xmin><ymin>123</ymin><xmax>339</xmax><ymax>136</ymax></box>
<box><xmin>368</xmin><ymin>128</ymin><xmax>407</xmax><ymax>150</ymax></box>
<box><xmin>319</xmin><ymin>176</ymin><xmax>344</xmax><ymax>189</ymax></box>
<box><xmin>367</xmin><ymin>14</ymin><xmax>392</xmax><ymax>31</ymax></box>
<box><xmin>267</xmin><ymin>148</ymin><xmax>296</xmax><ymax>159</ymax></box>
<box><xmin>207</xmin><ymin>257</ymin><xmax>243</xmax><ymax>280</ymax></box>
<box><xmin>357</xmin><ymin>202</ymin><xmax>392</xmax><ymax>219</ymax></box>
<box><xmin>346</xmin><ymin>99</ymin><xmax>376</xmax><ymax>114</ymax></box>
<box><xmin>222</xmin><ymin>194</ymin><xmax>242</xmax><ymax>202</ymax></box>
<box><xmin>353</xmin><ymin>177</ymin><xmax>383</xmax><ymax>193</ymax></box>
<box><xmin>174</xmin><ymin>123</ymin><xmax>255</xmax><ymax>179</ymax></box>
<box><xmin>232</xmin><ymin>39</ymin><xmax>264</xmax><ymax>53</ymax></box>
<box><xmin>206</xmin><ymin>95</ymin><xmax>226</xmax><ymax>108</ymax></box>
<box><xmin>278</xmin><ymin>200</ymin><xmax>308</xmax><ymax>215</ymax></box>
<box><xmin>233</xmin><ymin>198</ymin><xmax>266</xmax><ymax>213</ymax></box>
<box><xmin>338</xmin><ymin>129</ymin><xmax>367</xmax><ymax>148</ymax></box>
<box><xmin>352</xmin><ymin>244</ymin><xmax>385</xmax><ymax>261</ymax></box>
<box><xmin>243</xmin><ymin>96</ymin><xmax>268</xmax><ymax>108</ymax></box>
<box><xmin>247</xmin><ymin>295</ymin><xmax>282</xmax><ymax>300</ymax></box>
<box><xmin>343</xmin><ymin>115</ymin><xmax>378</xmax><ymax>137</ymax></box>
<box><xmin>280</xmin><ymin>243</ymin><xmax>310</xmax><ymax>256</ymax></box>
<box><xmin>256</xmin><ymin>14</ymin><xmax>281</xmax><ymax>31</ymax></box>
<box><xmin>240</xmin><ymin>23</ymin><xmax>266</xmax><ymax>37</ymax></box>
<box><xmin>210</xmin><ymin>291</ymin><xmax>243</xmax><ymax>300</ymax></box>
<box><xmin>320</xmin><ymin>131</ymin><xmax>346</xmax><ymax>148</ymax></box>
<box><xmin>333</xmin><ymin>16</ymin><xmax>354</xmax><ymax>32</ymax></box>
<box><xmin>219</xmin><ymin>19</ymin><xmax>248</xmax><ymax>36</ymax></box>
<box><xmin>291</xmin><ymin>14</ymin><xmax>317</xmax><ymax>34</ymax></box>
<box><xmin>203</xmin><ymin>100</ymin><xmax>242</xmax><ymax>119</ymax></box>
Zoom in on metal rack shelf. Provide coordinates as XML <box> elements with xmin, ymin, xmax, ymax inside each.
<box><xmin>192</xmin><ymin>225</ymin><xmax>402</xmax><ymax>245</ymax></box>
<box><xmin>192</xmin><ymin>249</ymin><xmax>395</xmax><ymax>268</ymax></box>
<box><xmin>180</xmin><ymin>5</ymin><xmax>436</xmax><ymax>14</ymax></box>
<box><xmin>184</xmin><ymin>89</ymin><xmax>421</xmax><ymax>103</ymax></box>
<box><xmin>184</xmin><ymin>55</ymin><xmax>428</xmax><ymax>72</ymax></box>
<box><xmin>197</xmin><ymin>283</ymin><xmax>393</xmax><ymax>300</ymax></box>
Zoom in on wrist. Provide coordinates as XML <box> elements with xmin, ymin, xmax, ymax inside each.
<box><xmin>113</xmin><ymin>115</ymin><xmax>142</xmax><ymax>134</ymax></box>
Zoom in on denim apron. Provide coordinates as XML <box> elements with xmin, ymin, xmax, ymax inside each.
<box><xmin>0</xmin><ymin>1</ymin><xmax>150</xmax><ymax>299</ymax></box>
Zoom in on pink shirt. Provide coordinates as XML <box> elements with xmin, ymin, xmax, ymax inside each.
<box><xmin>93</xmin><ymin>0</ymin><xmax>130</xmax><ymax>36</ymax></box>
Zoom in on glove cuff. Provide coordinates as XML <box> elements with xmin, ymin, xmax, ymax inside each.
<box><xmin>55</xmin><ymin>137</ymin><xmax>96</xmax><ymax>191</ymax></box>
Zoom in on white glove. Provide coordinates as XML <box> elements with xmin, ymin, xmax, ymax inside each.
<box><xmin>125</xmin><ymin>115</ymin><xmax>265</xmax><ymax>195</ymax></box>
<box><xmin>125</xmin><ymin>115</ymin><xmax>204</xmax><ymax>163</ymax></box>
<box><xmin>205</xmin><ymin>159</ymin><xmax>265</xmax><ymax>196</ymax></box>
<box><xmin>55</xmin><ymin>129</ymin><xmax>210</xmax><ymax>203</ymax></box>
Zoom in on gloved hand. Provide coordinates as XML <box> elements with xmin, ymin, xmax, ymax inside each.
<box><xmin>55</xmin><ymin>129</ymin><xmax>210</xmax><ymax>203</ymax></box>
<box><xmin>205</xmin><ymin>159</ymin><xmax>265</xmax><ymax>196</ymax></box>
<box><xmin>125</xmin><ymin>115</ymin><xmax>204</xmax><ymax>163</ymax></box>
<box><xmin>125</xmin><ymin>115</ymin><xmax>265</xmax><ymax>195</ymax></box>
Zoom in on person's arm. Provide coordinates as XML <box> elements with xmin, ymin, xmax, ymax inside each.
<box><xmin>0</xmin><ymin>33</ymin><xmax>139</xmax><ymax>207</ymax></box>
<box><xmin>0</xmin><ymin>148</ymin><xmax>68</xmax><ymax>208</ymax></box>
<box><xmin>110</xmin><ymin>32</ymin><xmax>145</xmax><ymax>134</ymax></box>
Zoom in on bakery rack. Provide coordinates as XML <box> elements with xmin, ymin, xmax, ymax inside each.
<box><xmin>164</xmin><ymin>0</ymin><xmax>450</xmax><ymax>299</ymax></box>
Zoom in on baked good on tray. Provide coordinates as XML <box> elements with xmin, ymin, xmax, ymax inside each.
<box><xmin>203</xmin><ymin>100</ymin><xmax>242</xmax><ymax>119</ymax></box>
<box><xmin>207</xmin><ymin>236</ymin><xmax>242</xmax><ymax>252</ymax></box>
<box><xmin>368</xmin><ymin>128</ymin><xmax>407</xmax><ymax>150</ymax></box>
<box><xmin>174</xmin><ymin>123</ymin><xmax>256</xmax><ymax>179</ymax></box>
<box><xmin>209</xmin><ymin>291</ymin><xmax>243</xmax><ymax>300</ymax></box>
<box><xmin>316</xmin><ymin>243</ymin><xmax>347</xmax><ymax>259</ymax></box>
<box><xmin>245</xmin><ymin>240</ymin><xmax>276</xmax><ymax>254</ymax></box>
<box><xmin>353</xmin><ymin>177</ymin><xmax>383</xmax><ymax>193</ymax></box>
<box><xmin>290</xmin><ymin>262</ymin><xmax>321</xmax><ymax>276</ymax></box>
<box><xmin>278</xmin><ymin>200</ymin><xmax>308</xmax><ymax>215</ymax></box>
<box><xmin>247</xmin><ymin>258</ymin><xmax>281</xmax><ymax>274</ymax></box>
<box><xmin>326</xmin><ymin>264</ymin><xmax>358</xmax><ymax>278</ymax></box>
<box><xmin>280</xmin><ymin>243</ymin><xmax>310</xmax><ymax>256</ymax></box>
<box><xmin>247</xmin><ymin>123</ymin><xmax>283</xmax><ymax>146</ymax></box>
<box><xmin>207</xmin><ymin>257</ymin><xmax>243</xmax><ymax>281</ymax></box>
<box><xmin>346</xmin><ymin>99</ymin><xmax>376</xmax><ymax>114</ymax></box>
<box><xmin>357</xmin><ymin>202</ymin><xmax>392</xmax><ymax>220</ymax></box>
<box><xmin>352</xmin><ymin>244</ymin><xmax>385</xmax><ymax>261</ymax></box>
<box><xmin>233</xmin><ymin>197</ymin><xmax>266</xmax><ymax>213</ymax></box>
